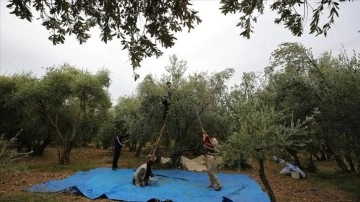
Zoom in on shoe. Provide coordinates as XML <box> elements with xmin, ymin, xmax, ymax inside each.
<box><xmin>209</xmin><ymin>184</ymin><xmax>215</xmax><ymax>188</ymax></box>
<box><xmin>214</xmin><ymin>186</ymin><xmax>222</xmax><ymax>191</ymax></box>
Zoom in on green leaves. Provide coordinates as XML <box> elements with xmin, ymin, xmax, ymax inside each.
<box><xmin>221</xmin><ymin>0</ymin><xmax>264</xmax><ymax>39</ymax></box>
<box><xmin>221</xmin><ymin>0</ymin><xmax>350</xmax><ymax>38</ymax></box>
<box><xmin>7</xmin><ymin>0</ymin><xmax>352</xmax><ymax>75</ymax></box>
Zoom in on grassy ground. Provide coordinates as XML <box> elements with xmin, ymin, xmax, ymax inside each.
<box><xmin>0</xmin><ymin>146</ymin><xmax>359</xmax><ymax>202</ymax></box>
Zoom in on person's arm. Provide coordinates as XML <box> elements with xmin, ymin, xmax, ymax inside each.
<box><xmin>202</xmin><ymin>129</ymin><xmax>208</xmax><ymax>142</ymax></box>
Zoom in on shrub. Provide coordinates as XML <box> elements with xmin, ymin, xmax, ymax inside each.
<box><xmin>0</xmin><ymin>133</ymin><xmax>25</xmax><ymax>172</ymax></box>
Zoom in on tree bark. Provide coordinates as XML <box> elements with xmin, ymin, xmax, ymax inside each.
<box><xmin>258</xmin><ymin>157</ymin><xmax>276</xmax><ymax>202</ymax></box>
<box><xmin>286</xmin><ymin>148</ymin><xmax>302</xmax><ymax>168</ymax></box>
<box><xmin>33</xmin><ymin>134</ymin><xmax>52</xmax><ymax>156</ymax></box>
<box><xmin>58</xmin><ymin>141</ymin><xmax>73</xmax><ymax>165</ymax></box>
<box><xmin>344</xmin><ymin>153</ymin><xmax>355</xmax><ymax>172</ymax></box>
<box><xmin>311</xmin><ymin>152</ymin><xmax>321</xmax><ymax>161</ymax></box>
<box><xmin>307</xmin><ymin>154</ymin><xmax>317</xmax><ymax>173</ymax></box>
<box><xmin>325</xmin><ymin>146</ymin><xmax>349</xmax><ymax>172</ymax></box>
<box><xmin>170</xmin><ymin>148</ymin><xmax>183</xmax><ymax>168</ymax></box>
<box><xmin>135</xmin><ymin>139</ymin><xmax>146</xmax><ymax>157</ymax></box>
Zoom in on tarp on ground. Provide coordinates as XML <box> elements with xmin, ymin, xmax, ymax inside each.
<box><xmin>27</xmin><ymin>167</ymin><xmax>270</xmax><ymax>202</ymax></box>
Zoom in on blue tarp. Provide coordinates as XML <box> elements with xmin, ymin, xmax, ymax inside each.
<box><xmin>27</xmin><ymin>167</ymin><xmax>270</xmax><ymax>202</ymax></box>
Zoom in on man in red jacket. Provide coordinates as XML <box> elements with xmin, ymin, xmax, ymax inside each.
<box><xmin>202</xmin><ymin>129</ymin><xmax>222</xmax><ymax>191</ymax></box>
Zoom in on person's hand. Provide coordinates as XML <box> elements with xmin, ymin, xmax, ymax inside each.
<box><xmin>141</xmin><ymin>181</ymin><xmax>146</xmax><ymax>186</ymax></box>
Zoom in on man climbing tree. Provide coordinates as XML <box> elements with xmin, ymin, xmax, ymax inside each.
<box><xmin>162</xmin><ymin>82</ymin><xmax>172</xmax><ymax>120</ymax></box>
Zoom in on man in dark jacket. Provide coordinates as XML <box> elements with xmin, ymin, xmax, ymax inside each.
<box><xmin>112</xmin><ymin>131</ymin><xmax>127</xmax><ymax>170</ymax></box>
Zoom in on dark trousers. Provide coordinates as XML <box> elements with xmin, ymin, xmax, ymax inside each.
<box><xmin>112</xmin><ymin>150</ymin><xmax>120</xmax><ymax>169</ymax></box>
<box><xmin>162</xmin><ymin>99</ymin><xmax>170</xmax><ymax>120</ymax></box>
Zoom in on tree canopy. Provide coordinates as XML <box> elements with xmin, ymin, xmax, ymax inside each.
<box><xmin>1</xmin><ymin>44</ymin><xmax>360</xmax><ymax>201</ymax></box>
<box><xmin>6</xmin><ymin>0</ymin><xmax>353</xmax><ymax>77</ymax></box>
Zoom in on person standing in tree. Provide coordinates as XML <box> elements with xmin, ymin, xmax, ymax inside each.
<box><xmin>112</xmin><ymin>131</ymin><xmax>128</xmax><ymax>170</ymax></box>
<box><xmin>162</xmin><ymin>81</ymin><xmax>172</xmax><ymax>120</ymax></box>
<box><xmin>202</xmin><ymin>129</ymin><xmax>222</xmax><ymax>191</ymax></box>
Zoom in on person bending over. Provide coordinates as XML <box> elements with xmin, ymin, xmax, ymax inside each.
<box><xmin>133</xmin><ymin>159</ymin><xmax>154</xmax><ymax>186</ymax></box>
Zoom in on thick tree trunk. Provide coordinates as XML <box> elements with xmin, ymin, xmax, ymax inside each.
<box><xmin>344</xmin><ymin>153</ymin><xmax>355</xmax><ymax>172</ymax></box>
<box><xmin>17</xmin><ymin>139</ymin><xmax>32</xmax><ymax>153</ymax></box>
<box><xmin>307</xmin><ymin>154</ymin><xmax>317</xmax><ymax>173</ymax></box>
<box><xmin>355</xmin><ymin>152</ymin><xmax>360</xmax><ymax>175</ymax></box>
<box><xmin>258</xmin><ymin>157</ymin><xmax>276</xmax><ymax>202</ymax></box>
<box><xmin>323</xmin><ymin>135</ymin><xmax>349</xmax><ymax>172</ymax></box>
<box><xmin>154</xmin><ymin>148</ymin><xmax>162</xmax><ymax>165</ymax></box>
<box><xmin>325</xmin><ymin>147</ymin><xmax>349</xmax><ymax>172</ymax></box>
<box><xmin>354</xmin><ymin>147</ymin><xmax>360</xmax><ymax>175</ymax></box>
<box><xmin>171</xmin><ymin>149</ymin><xmax>183</xmax><ymax>169</ymax></box>
<box><xmin>320</xmin><ymin>150</ymin><xmax>329</xmax><ymax>161</ymax></box>
<box><xmin>58</xmin><ymin>141</ymin><xmax>73</xmax><ymax>165</ymax></box>
<box><xmin>311</xmin><ymin>152</ymin><xmax>321</xmax><ymax>161</ymax></box>
<box><xmin>353</xmin><ymin>133</ymin><xmax>360</xmax><ymax>175</ymax></box>
<box><xmin>33</xmin><ymin>134</ymin><xmax>52</xmax><ymax>156</ymax></box>
<box><xmin>135</xmin><ymin>139</ymin><xmax>146</xmax><ymax>157</ymax></box>
<box><xmin>334</xmin><ymin>155</ymin><xmax>349</xmax><ymax>173</ymax></box>
<box><xmin>286</xmin><ymin>148</ymin><xmax>302</xmax><ymax>168</ymax></box>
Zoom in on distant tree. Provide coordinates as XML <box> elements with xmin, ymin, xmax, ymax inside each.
<box><xmin>114</xmin><ymin>95</ymin><xmax>145</xmax><ymax>157</ymax></box>
<box><xmin>265</xmin><ymin>42</ymin><xmax>360</xmax><ymax>174</ymax></box>
<box><xmin>112</xmin><ymin>55</ymin><xmax>235</xmax><ymax>168</ymax></box>
<box><xmin>314</xmin><ymin>51</ymin><xmax>360</xmax><ymax>174</ymax></box>
<box><xmin>223</xmin><ymin>94</ymin><xmax>317</xmax><ymax>202</ymax></box>
<box><xmin>0</xmin><ymin>74</ymin><xmax>53</xmax><ymax>155</ymax></box>
<box><xmin>0</xmin><ymin>75</ymin><xmax>28</xmax><ymax>141</ymax></box>
<box><xmin>265</xmin><ymin>42</ymin><xmax>320</xmax><ymax>168</ymax></box>
<box><xmin>25</xmin><ymin>65</ymin><xmax>112</xmax><ymax>164</ymax></box>
<box><xmin>96</xmin><ymin>109</ymin><xmax>116</xmax><ymax>149</ymax></box>
<box><xmin>6</xmin><ymin>0</ymin><xmax>353</xmax><ymax>75</ymax></box>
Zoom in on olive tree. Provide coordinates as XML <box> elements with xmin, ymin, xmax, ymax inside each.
<box><xmin>24</xmin><ymin>64</ymin><xmax>112</xmax><ymax>164</ymax></box>
<box><xmin>223</xmin><ymin>95</ymin><xmax>317</xmax><ymax>202</ymax></box>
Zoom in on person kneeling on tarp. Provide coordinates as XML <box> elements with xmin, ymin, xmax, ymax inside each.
<box><xmin>133</xmin><ymin>159</ymin><xmax>154</xmax><ymax>186</ymax></box>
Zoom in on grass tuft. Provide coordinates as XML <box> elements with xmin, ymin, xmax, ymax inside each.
<box><xmin>315</xmin><ymin>168</ymin><xmax>360</xmax><ymax>200</ymax></box>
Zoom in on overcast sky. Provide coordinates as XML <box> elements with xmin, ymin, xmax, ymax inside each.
<box><xmin>1</xmin><ymin>1</ymin><xmax>359</xmax><ymax>103</ymax></box>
